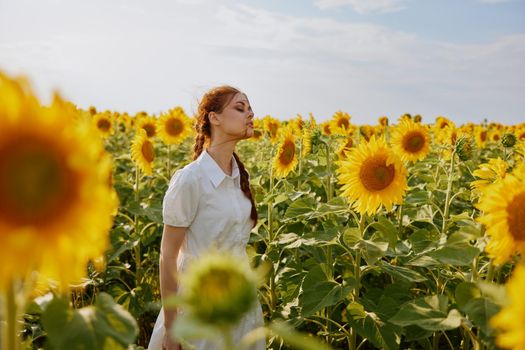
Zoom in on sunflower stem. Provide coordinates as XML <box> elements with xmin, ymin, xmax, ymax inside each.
<box><xmin>441</xmin><ymin>150</ymin><xmax>456</xmax><ymax>234</ymax></box>
<box><xmin>397</xmin><ymin>204</ymin><xmax>403</xmax><ymax>234</ymax></box>
<box><xmin>5</xmin><ymin>278</ymin><xmax>20</xmax><ymax>350</ymax></box>
<box><xmin>134</xmin><ymin>166</ymin><xmax>143</xmax><ymax>285</ymax></box>
<box><xmin>298</xmin><ymin>133</ymin><xmax>303</xmax><ymax>177</ymax></box>
<box><xmin>324</xmin><ymin>140</ymin><xmax>333</xmax><ymax>202</ymax></box>
<box><xmin>167</xmin><ymin>144</ymin><xmax>171</xmax><ymax>178</ymax></box>
<box><xmin>221</xmin><ymin>326</ymin><xmax>235</xmax><ymax>350</ymax></box>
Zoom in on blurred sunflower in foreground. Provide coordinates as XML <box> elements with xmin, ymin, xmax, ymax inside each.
<box><xmin>336</xmin><ymin>136</ymin><xmax>408</xmax><ymax>215</ymax></box>
<box><xmin>490</xmin><ymin>264</ymin><xmax>525</xmax><ymax>350</ymax></box>
<box><xmin>0</xmin><ymin>71</ymin><xmax>119</xmax><ymax>291</ymax></box>
<box><xmin>470</xmin><ymin>158</ymin><xmax>509</xmax><ymax>196</ymax></box>
<box><xmin>178</xmin><ymin>251</ymin><xmax>259</xmax><ymax>328</ymax></box>
<box><xmin>476</xmin><ymin>164</ymin><xmax>525</xmax><ymax>265</ymax></box>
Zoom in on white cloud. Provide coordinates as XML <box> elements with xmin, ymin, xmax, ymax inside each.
<box><xmin>0</xmin><ymin>0</ymin><xmax>523</xmax><ymax>124</ymax></box>
<box><xmin>313</xmin><ymin>0</ymin><xmax>408</xmax><ymax>14</ymax></box>
<box><xmin>478</xmin><ymin>0</ymin><xmax>514</xmax><ymax>3</ymax></box>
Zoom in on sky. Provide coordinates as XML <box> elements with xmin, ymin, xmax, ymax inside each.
<box><xmin>0</xmin><ymin>0</ymin><xmax>524</xmax><ymax>125</ymax></box>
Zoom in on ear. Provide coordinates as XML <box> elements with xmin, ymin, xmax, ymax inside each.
<box><xmin>208</xmin><ymin>111</ymin><xmax>221</xmax><ymax>126</ymax></box>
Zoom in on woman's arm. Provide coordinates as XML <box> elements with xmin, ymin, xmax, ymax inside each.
<box><xmin>159</xmin><ymin>224</ymin><xmax>187</xmax><ymax>333</ymax></box>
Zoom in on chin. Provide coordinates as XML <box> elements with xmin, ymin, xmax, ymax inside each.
<box><xmin>243</xmin><ymin>128</ymin><xmax>254</xmax><ymax>139</ymax></box>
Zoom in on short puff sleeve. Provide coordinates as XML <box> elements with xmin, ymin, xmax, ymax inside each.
<box><xmin>162</xmin><ymin>168</ymin><xmax>200</xmax><ymax>227</ymax></box>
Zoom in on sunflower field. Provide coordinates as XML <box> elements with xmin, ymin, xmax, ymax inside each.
<box><xmin>1</xmin><ymin>70</ymin><xmax>525</xmax><ymax>350</ymax></box>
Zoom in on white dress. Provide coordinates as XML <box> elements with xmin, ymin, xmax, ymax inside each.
<box><xmin>148</xmin><ymin>148</ymin><xmax>266</xmax><ymax>350</ymax></box>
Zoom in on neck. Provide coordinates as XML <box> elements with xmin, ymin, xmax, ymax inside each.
<box><xmin>206</xmin><ymin>138</ymin><xmax>237</xmax><ymax>176</ymax></box>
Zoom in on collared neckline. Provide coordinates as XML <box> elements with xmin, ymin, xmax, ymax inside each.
<box><xmin>198</xmin><ymin>148</ymin><xmax>240</xmax><ymax>188</ymax></box>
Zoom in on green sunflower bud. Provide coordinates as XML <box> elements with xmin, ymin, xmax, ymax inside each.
<box><xmin>455</xmin><ymin>136</ymin><xmax>474</xmax><ymax>161</ymax></box>
<box><xmin>179</xmin><ymin>251</ymin><xmax>258</xmax><ymax>328</ymax></box>
<box><xmin>501</xmin><ymin>133</ymin><xmax>517</xmax><ymax>148</ymax></box>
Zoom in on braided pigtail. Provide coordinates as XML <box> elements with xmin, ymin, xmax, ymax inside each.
<box><xmin>233</xmin><ymin>152</ymin><xmax>258</xmax><ymax>228</ymax></box>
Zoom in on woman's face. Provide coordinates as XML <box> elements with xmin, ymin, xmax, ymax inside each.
<box><xmin>215</xmin><ymin>92</ymin><xmax>254</xmax><ymax>140</ymax></box>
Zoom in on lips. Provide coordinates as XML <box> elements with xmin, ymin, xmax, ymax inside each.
<box><xmin>247</xmin><ymin>123</ymin><xmax>254</xmax><ymax>127</ymax></box>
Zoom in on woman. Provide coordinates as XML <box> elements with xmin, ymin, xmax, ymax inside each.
<box><xmin>147</xmin><ymin>86</ymin><xmax>266</xmax><ymax>350</ymax></box>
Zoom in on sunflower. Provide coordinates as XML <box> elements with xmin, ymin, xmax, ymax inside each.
<box><xmin>263</xmin><ymin>115</ymin><xmax>280</xmax><ymax>143</ymax></box>
<box><xmin>476</xmin><ymin>164</ymin><xmax>525</xmax><ymax>265</ymax></box>
<box><xmin>292</xmin><ymin>114</ymin><xmax>305</xmax><ymax>132</ymax></box>
<box><xmin>0</xmin><ymin>72</ymin><xmax>119</xmax><ymax>291</ymax></box>
<box><xmin>378</xmin><ymin>116</ymin><xmax>389</xmax><ymax>128</ymax></box>
<box><xmin>301</xmin><ymin>126</ymin><xmax>313</xmax><ymax>157</ymax></box>
<box><xmin>92</xmin><ymin>112</ymin><xmax>114</xmax><ymax>138</ymax></box>
<box><xmin>136</xmin><ymin>113</ymin><xmax>157</xmax><ymax>138</ymax></box>
<box><xmin>308</xmin><ymin>112</ymin><xmax>317</xmax><ymax>129</ymax></box>
<box><xmin>434</xmin><ymin>116</ymin><xmax>455</xmax><ymax>130</ymax></box>
<box><xmin>250</xmin><ymin>118</ymin><xmax>264</xmax><ymax>141</ymax></box>
<box><xmin>490</xmin><ymin>264</ymin><xmax>525</xmax><ymax>350</ymax></box>
<box><xmin>157</xmin><ymin>107</ymin><xmax>191</xmax><ymax>145</ymax></box>
<box><xmin>471</xmin><ymin>158</ymin><xmax>509</xmax><ymax>195</ymax></box>
<box><xmin>490</xmin><ymin>129</ymin><xmax>502</xmax><ymax>143</ymax></box>
<box><xmin>272</xmin><ymin>127</ymin><xmax>298</xmax><ymax>178</ymax></box>
<box><xmin>321</xmin><ymin>121</ymin><xmax>332</xmax><ymax>136</ymax></box>
<box><xmin>475</xmin><ymin>126</ymin><xmax>489</xmax><ymax>148</ymax></box>
<box><xmin>336</xmin><ymin>136</ymin><xmax>408</xmax><ymax>215</ymax></box>
<box><xmin>179</xmin><ymin>250</ymin><xmax>258</xmax><ymax>327</ymax></box>
<box><xmin>516</xmin><ymin>127</ymin><xmax>525</xmax><ymax>142</ymax></box>
<box><xmin>131</xmin><ymin>129</ymin><xmax>155</xmax><ymax>176</ymax></box>
<box><xmin>360</xmin><ymin>125</ymin><xmax>375</xmax><ymax>142</ymax></box>
<box><xmin>391</xmin><ymin>119</ymin><xmax>431</xmax><ymax>163</ymax></box>
<box><xmin>337</xmin><ymin>137</ymin><xmax>354</xmax><ymax>160</ymax></box>
<box><xmin>330</xmin><ymin>111</ymin><xmax>352</xmax><ymax>135</ymax></box>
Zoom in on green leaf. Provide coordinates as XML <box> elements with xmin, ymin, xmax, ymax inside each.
<box><xmin>379</xmin><ymin>262</ymin><xmax>427</xmax><ymax>283</ymax></box>
<box><xmin>299</xmin><ymin>265</ymin><xmax>352</xmax><ymax>317</ymax></box>
<box><xmin>462</xmin><ymin>297</ymin><xmax>499</xmax><ymax>336</ymax></box>
<box><xmin>346</xmin><ymin>302</ymin><xmax>401</xmax><ymax>350</ymax></box>
<box><xmin>427</xmin><ymin>244</ymin><xmax>480</xmax><ymax>266</ymax></box>
<box><xmin>389</xmin><ymin>295</ymin><xmax>462</xmax><ymax>331</ymax></box>
<box><xmin>408</xmin><ymin>244</ymin><xmax>480</xmax><ymax>267</ymax></box>
<box><xmin>408</xmin><ymin>229</ymin><xmax>438</xmax><ymax>254</ymax></box>
<box><xmin>42</xmin><ymin>293</ymin><xmax>138</xmax><ymax>350</ymax></box>
<box><xmin>370</xmin><ymin>216</ymin><xmax>399</xmax><ymax>249</ymax></box>
<box><xmin>284</xmin><ymin>197</ymin><xmax>316</xmax><ymax>219</ymax></box>
<box><xmin>455</xmin><ymin>282</ymin><xmax>481</xmax><ymax>310</ymax></box>
<box><xmin>269</xmin><ymin>320</ymin><xmax>334</xmax><ymax>350</ymax></box>
<box><xmin>404</xmin><ymin>190</ymin><xmax>429</xmax><ymax>205</ymax></box>
<box><xmin>343</xmin><ymin>227</ymin><xmax>361</xmax><ymax>246</ymax></box>
<box><xmin>356</xmin><ymin>240</ymin><xmax>388</xmax><ymax>265</ymax></box>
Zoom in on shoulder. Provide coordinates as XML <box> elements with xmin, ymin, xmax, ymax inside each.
<box><xmin>168</xmin><ymin>160</ymin><xmax>202</xmax><ymax>188</ymax></box>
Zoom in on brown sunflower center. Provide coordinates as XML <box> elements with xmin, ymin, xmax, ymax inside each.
<box><xmin>166</xmin><ymin>118</ymin><xmax>184</xmax><ymax>137</ymax></box>
<box><xmin>507</xmin><ymin>191</ymin><xmax>525</xmax><ymax>241</ymax></box>
<box><xmin>97</xmin><ymin>118</ymin><xmax>111</xmax><ymax>132</ymax></box>
<box><xmin>337</xmin><ymin>118</ymin><xmax>349</xmax><ymax>129</ymax></box>
<box><xmin>402</xmin><ymin>131</ymin><xmax>425</xmax><ymax>153</ymax></box>
<box><xmin>252</xmin><ymin>129</ymin><xmax>262</xmax><ymax>139</ymax></box>
<box><xmin>492</xmin><ymin>133</ymin><xmax>500</xmax><ymax>141</ymax></box>
<box><xmin>480</xmin><ymin>130</ymin><xmax>487</xmax><ymax>142</ymax></box>
<box><xmin>323</xmin><ymin>124</ymin><xmax>331</xmax><ymax>135</ymax></box>
<box><xmin>142</xmin><ymin>123</ymin><xmax>156</xmax><ymax>138</ymax></box>
<box><xmin>268</xmin><ymin>123</ymin><xmax>278</xmax><ymax>138</ymax></box>
<box><xmin>141</xmin><ymin>140</ymin><xmax>155</xmax><ymax>163</ymax></box>
<box><xmin>279</xmin><ymin>140</ymin><xmax>295</xmax><ymax>166</ymax></box>
<box><xmin>0</xmin><ymin>136</ymin><xmax>79</xmax><ymax>227</ymax></box>
<box><xmin>359</xmin><ymin>156</ymin><xmax>396</xmax><ymax>192</ymax></box>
